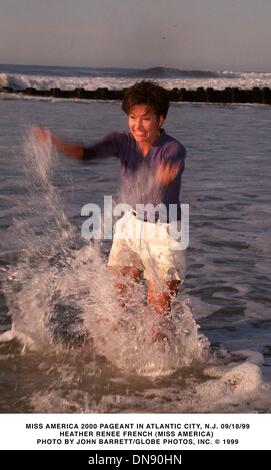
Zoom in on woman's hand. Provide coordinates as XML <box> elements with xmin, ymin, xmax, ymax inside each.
<box><xmin>155</xmin><ymin>160</ymin><xmax>181</xmax><ymax>186</ymax></box>
<box><xmin>32</xmin><ymin>125</ymin><xmax>83</xmax><ymax>159</ymax></box>
<box><xmin>32</xmin><ymin>125</ymin><xmax>51</xmax><ymax>144</ymax></box>
<box><xmin>32</xmin><ymin>125</ymin><xmax>61</xmax><ymax>147</ymax></box>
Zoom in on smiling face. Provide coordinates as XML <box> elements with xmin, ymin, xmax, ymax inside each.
<box><xmin>128</xmin><ymin>104</ymin><xmax>165</xmax><ymax>147</ymax></box>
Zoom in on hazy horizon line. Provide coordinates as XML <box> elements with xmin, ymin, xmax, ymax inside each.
<box><xmin>1</xmin><ymin>62</ymin><xmax>271</xmax><ymax>74</ymax></box>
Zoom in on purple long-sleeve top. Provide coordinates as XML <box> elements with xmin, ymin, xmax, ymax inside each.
<box><xmin>83</xmin><ymin>129</ymin><xmax>186</xmax><ymax>222</ymax></box>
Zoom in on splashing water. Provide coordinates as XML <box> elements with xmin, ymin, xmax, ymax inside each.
<box><xmin>2</xmin><ymin>130</ymin><xmax>209</xmax><ymax>377</ymax></box>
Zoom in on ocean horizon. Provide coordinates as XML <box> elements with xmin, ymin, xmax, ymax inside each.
<box><xmin>1</xmin><ymin>63</ymin><xmax>271</xmax><ymax>92</ymax></box>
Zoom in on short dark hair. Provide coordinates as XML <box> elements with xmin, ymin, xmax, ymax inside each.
<box><xmin>122</xmin><ymin>80</ymin><xmax>170</xmax><ymax>118</ymax></box>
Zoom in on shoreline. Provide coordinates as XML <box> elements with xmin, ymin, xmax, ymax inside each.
<box><xmin>1</xmin><ymin>86</ymin><xmax>271</xmax><ymax>105</ymax></box>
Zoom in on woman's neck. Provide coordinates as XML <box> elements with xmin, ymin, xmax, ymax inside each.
<box><xmin>138</xmin><ymin>130</ymin><xmax>161</xmax><ymax>157</ymax></box>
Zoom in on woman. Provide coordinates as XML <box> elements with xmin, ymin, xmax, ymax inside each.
<box><xmin>34</xmin><ymin>80</ymin><xmax>187</xmax><ymax>338</ymax></box>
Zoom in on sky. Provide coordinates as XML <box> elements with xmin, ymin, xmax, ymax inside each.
<box><xmin>1</xmin><ymin>0</ymin><xmax>271</xmax><ymax>71</ymax></box>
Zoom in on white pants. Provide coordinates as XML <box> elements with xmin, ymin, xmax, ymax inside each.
<box><xmin>108</xmin><ymin>211</ymin><xmax>186</xmax><ymax>283</ymax></box>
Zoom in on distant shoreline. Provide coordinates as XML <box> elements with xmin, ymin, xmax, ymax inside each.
<box><xmin>1</xmin><ymin>85</ymin><xmax>271</xmax><ymax>105</ymax></box>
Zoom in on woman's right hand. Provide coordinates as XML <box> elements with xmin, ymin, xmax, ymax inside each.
<box><xmin>32</xmin><ymin>124</ymin><xmax>83</xmax><ymax>159</ymax></box>
<box><xmin>32</xmin><ymin>125</ymin><xmax>52</xmax><ymax>144</ymax></box>
<box><xmin>32</xmin><ymin>125</ymin><xmax>63</xmax><ymax>150</ymax></box>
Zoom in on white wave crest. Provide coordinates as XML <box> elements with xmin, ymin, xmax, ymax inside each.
<box><xmin>2</xmin><ymin>70</ymin><xmax>271</xmax><ymax>93</ymax></box>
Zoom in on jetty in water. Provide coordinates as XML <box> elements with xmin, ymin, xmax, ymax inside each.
<box><xmin>1</xmin><ymin>86</ymin><xmax>271</xmax><ymax>104</ymax></box>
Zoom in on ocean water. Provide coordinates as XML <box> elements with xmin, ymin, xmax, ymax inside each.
<box><xmin>1</xmin><ymin>63</ymin><xmax>271</xmax><ymax>91</ymax></box>
<box><xmin>0</xmin><ymin>68</ymin><xmax>271</xmax><ymax>413</ymax></box>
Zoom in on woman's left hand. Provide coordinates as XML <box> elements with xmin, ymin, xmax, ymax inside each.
<box><xmin>155</xmin><ymin>161</ymin><xmax>181</xmax><ymax>186</ymax></box>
